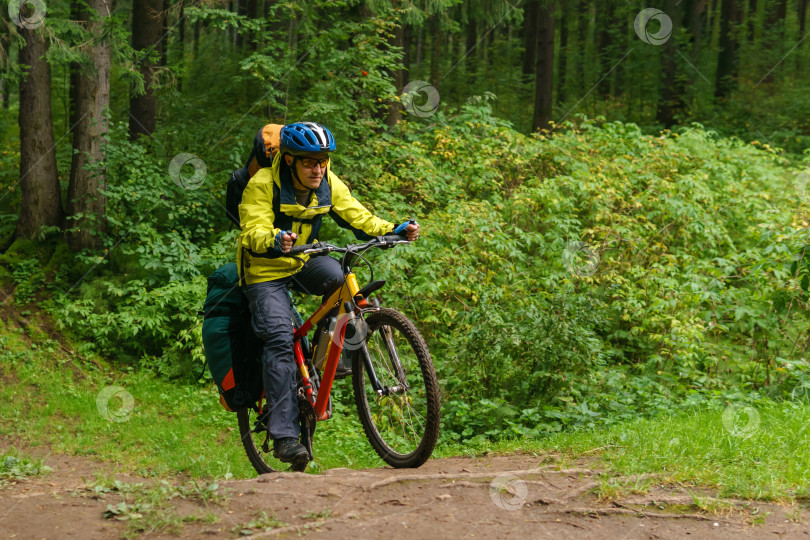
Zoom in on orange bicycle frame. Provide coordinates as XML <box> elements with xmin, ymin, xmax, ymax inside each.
<box><xmin>291</xmin><ymin>271</ymin><xmax>367</xmax><ymax>421</ymax></box>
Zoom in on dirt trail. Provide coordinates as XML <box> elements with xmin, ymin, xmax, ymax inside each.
<box><xmin>1</xmin><ymin>448</ymin><xmax>808</xmax><ymax>539</ymax></box>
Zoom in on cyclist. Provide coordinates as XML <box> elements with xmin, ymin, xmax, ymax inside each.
<box><xmin>237</xmin><ymin>121</ymin><xmax>419</xmax><ymax>466</ymax></box>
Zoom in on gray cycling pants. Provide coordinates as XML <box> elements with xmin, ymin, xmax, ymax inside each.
<box><xmin>242</xmin><ymin>255</ymin><xmax>343</xmax><ymax>439</ymax></box>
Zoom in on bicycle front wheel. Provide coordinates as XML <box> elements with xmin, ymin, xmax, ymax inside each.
<box><xmin>351</xmin><ymin>308</ymin><xmax>440</xmax><ymax>468</ymax></box>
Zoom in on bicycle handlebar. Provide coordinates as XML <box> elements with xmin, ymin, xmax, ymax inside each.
<box><xmin>287</xmin><ymin>234</ymin><xmax>411</xmax><ymax>256</ymax></box>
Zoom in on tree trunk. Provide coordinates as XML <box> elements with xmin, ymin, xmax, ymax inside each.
<box><xmin>657</xmin><ymin>0</ymin><xmax>684</xmax><ymax>128</ymax></box>
<box><xmin>403</xmin><ymin>23</ymin><xmax>412</xmax><ymax>77</ymax></box>
<box><xmin>747</xmin><ymin>0</ymin><xmax>757</xmax><ymax>41</ymax></box>
<box><xmin>385</xmin><ymin>23</ymin><xmax>408</xmax><ymax>127</ymax></box>
<box><xmin>235</xmin><ymin>0</ymin><xmax>246</xmax><ymax>48</ymax></box>
<box><xmin>17</xmin><ymin>26</ymin><xmax>63</xmax><ymax>239</ymax></box>
<box><xmin>69</xmin><ymin>0</ymin><xmax>82</xmax><ymax>129</ymax></box>
<box><xmin>687</xmin><ymin>0</ymin><xmax>707</xmax><ymax>61</ymax></box>
<box><xmin>466</xmin><ymin>18</ymin><xmax>477</xmax><ymax>83</ymax></box>
<box><xmin>130</xmin><ymin>0</ymin><xmax>163</xmax><ymax>139</ymax></box>
<box><xmin>228</xmin><ymin>2</ymin><xmax>235</xmax><ymax>45</ymax></box>
<box><xmin>522</xmin><ymin>0</ymin><xmax>538</xmax><ymax>77</ymax></box>
<box><xmin>67</xmin><ymin>0</ymin><xmax>111</xmax><ymax>251</ymax></box>
<box><xmin>568</xmin><ymin>0</ymin><xmax>584</xmax><ymax>105</ymax></box>
<box><xmin>177</xmin><ymin>1</ymin><xmax>185</xmax><ymax>91</ymax></box>
<box><xmin>415</xmin><ymin>26</ymin><xmax>423</xmax><ymax>66</ymax></box>
<box><xmin>429</xmin><ymin>15</ymin><xmax>442</xmax><ymax>91</ymax></box>
<box><xmin>763</xmin><ymin>0</ymin><xmax>786</xmax><ymax>52</ymax></box>
<box><xmin>682</xmin><ymin>0</ymin><xmax>708</xmax><ymax>94</ymax></box>
<box><xmin>770</xmin><ymin>0</ymin><xmax>788</xmax><ymax>24</ymax></box>
<box><xmin>578</xmin><ymin>0</ymin><xmax>590</xmax><ymax>100</ymax></box>
<box><xmin>532</xmin><ymin>1</ymin><xmax>554</xmax><ymax>131</ymax></box>
<box><xmin>596</xmin><ymin>0</ymin><xmax>613</xmax><ymax>97</ymax></box>
<box><xmin>178</xmin><ymin>1</ymin><xmax>185</xmax><ymax>53</ymax></box>
<box><xmin>557</xmin><ymin>1</ymin><xmax>567</xmax><ymax>104</ymax></box>
<box><xmin>797</xmin><ymin>0</ymin><xmax>807</xmax><ymax>73</ymax></box>
<box><xmin>161</xmin><ymin>0</ymin><xmax>169</xmax><ymax>66</ymax></box>
<box><xmin>714</xmin><ymin>0</ymin><xmax>740</xmax><ymax>99</ymax></box>
<box><xmin>193</xmin><ymin>19</ymin><xmax>201</xmax><ymax>56</ymax></box>
<box><xmin>246</xmin><ymin>0</ymin><xmax>258</xmax><ymax>51</ymax></box>
<box><xmin>706</xmin><ymin>0</ymin><xmax>718</xmax><ymax>39</ymax></box>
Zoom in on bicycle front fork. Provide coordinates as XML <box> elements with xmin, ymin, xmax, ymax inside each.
<box><xmin>358</xmin><ymin>333</ymin><xmax>409</xmax><ymax>397</ymax></box>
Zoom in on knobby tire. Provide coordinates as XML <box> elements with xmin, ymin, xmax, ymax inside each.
<box><xmin>237</xmin><ymin>406</ymin><xmax>274</xmax><ymax>474</ymax></box>
<box><xmin>352</xmin><ymin>308</ymin><xmax>441</xmax><ymax>468</ymax></box>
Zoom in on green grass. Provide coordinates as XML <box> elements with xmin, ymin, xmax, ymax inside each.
<box><xmin>0</xmin><ymin>448</ymin><xmax>53</xmax><ymax>484</ymax></box>
<box><xmin>4</xmin><ymin>312</ymin><xmax>810</xmax><ymax>500</ymax></box>
<box><xmin>0</xmin><ymin>314</ymin><xmax>395</xmax><ymax>479</ymax></box>
<box><xmin>231</xmin><ymin>511</ymin><xmax>287</xmax><ymax>536</ymax></box>
<box><xmin>98</xmin><ymin>479</ymin><xmax>224</xmax><ymax>538</ymax></box>
<box><xmin>446</xmin><ymin>401</ymin><xmax>810</xmax><ymax>501</ymax></box>
<box><xmin>559</xmin><ymin>402</ymin><xmax>810</xmax><ymax>501</ymax></box>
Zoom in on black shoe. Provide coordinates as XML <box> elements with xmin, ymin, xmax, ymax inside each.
<box><xmin>273</xmin><ymin>437</ymin><xmax>309</xmax><ymax>464</ymax></box>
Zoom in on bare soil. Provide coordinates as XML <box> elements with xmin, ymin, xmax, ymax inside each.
<box><xmin>2</xmin><ymin>444</ymin><xmax>808</xmax><ymax>540</ymax></box>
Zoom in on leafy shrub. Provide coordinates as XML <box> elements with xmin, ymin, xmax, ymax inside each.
<box><xmin>39</xmin><ymin>97</ymin><xmax>809</xmax><ymax>441</ymax></box>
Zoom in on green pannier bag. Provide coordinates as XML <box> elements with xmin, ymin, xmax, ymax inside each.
<box><xmin>202</xmin><ymin>263</ymin><xmax>263</xmax><ymax>411</ymax></box>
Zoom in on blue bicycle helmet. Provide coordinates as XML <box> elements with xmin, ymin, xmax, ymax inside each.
<box><xmin>280</xmin><ymin>122</ymin><xmax>336</xmax><ymax>154</ymax></box>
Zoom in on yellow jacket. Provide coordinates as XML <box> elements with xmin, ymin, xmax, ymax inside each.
<box><xmin>237</xmin><ymin>152</ymin><xmax>395</xmax><ymax>285</ymax></box>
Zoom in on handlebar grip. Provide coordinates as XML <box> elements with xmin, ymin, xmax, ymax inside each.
<box><xmin>382</xmin><ymin>234</ymin><xmax>408</xmax><ymax>242</ymax></box>
<box><xmin>287</xmin><ymin>243</ymin><xmax>316</xmax><ymax>255</ymax></box>
<box><xmin>378</xmin><ymin>234</ymin><xmax>410</xmax><ymax>248</ymax></box>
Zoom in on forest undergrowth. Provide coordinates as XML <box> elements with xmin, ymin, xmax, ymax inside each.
<box><xmin>1</xmin><ymin>98</ymin><xmax>809</xmax><ymax>443</ymax></box>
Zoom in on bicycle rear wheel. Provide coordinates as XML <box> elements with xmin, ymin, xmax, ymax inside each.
<box><xmin>352</xmin><ymin>308</ymin><xmax>440</xmax><ymax>468</ymax></box>
<box><xmin>237</xmin><ymin>356</ymin><xmax>320</xmax><ymax>475</ymax></box>
<box><xmin>237</xmin><ymin>403</ymin><xmax>275</xmax><ymax>474</ymax></box>
<box><xmin>237</xmin><ymin>293</ymin><xmax>318</xmax><ymax>475</ymax></box>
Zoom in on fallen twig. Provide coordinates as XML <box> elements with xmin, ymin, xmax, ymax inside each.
<box><xmin>366</xmin><ymin>467</ymin><xmax>598</xmax><ymax>490</ymax></box>
<box><xmin>439</xmin><ymin>479</ymin><xmax>555</xmax><ymax>489</ymax></box>
<box><xmin>619</xmin><ymin>494</ymin><xmax>752</xmax><ymax>508</ymax></box>
<box><xmin>555</xmin><ymin>506</ymin><xmax>732</xmax><ymax>523</ymax></box>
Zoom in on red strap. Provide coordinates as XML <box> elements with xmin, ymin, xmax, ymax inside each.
<box><xmin>221</xmin><ymin>368</ymin><xmax>235</xmax><ymax>391</ymax></box>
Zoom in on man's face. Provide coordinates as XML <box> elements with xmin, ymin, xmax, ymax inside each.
<box><xmin>285</xmin><ymin>152</ymin><xmax>329</xmax><ymax>190</ymax></box>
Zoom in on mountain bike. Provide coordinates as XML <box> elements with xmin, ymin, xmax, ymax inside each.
<box><xmin>236</xmin><ymin>234</ymin><xmax>441</xmax><ymax>472</ymax></box>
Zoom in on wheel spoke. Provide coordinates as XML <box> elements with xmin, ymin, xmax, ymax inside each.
<box><xmin>353</xmin><ymin>309</ymin><xmax>439</xmax><ymax>468</ymax></box>
<box><xmin>364</xmin><ymin>323</ymin><xmax>424</xmax><ymax>451</ymax></box>
<box><xmin>404</xmin><ymin>399</ymin><xmax>425</xmax><ymax>431</ymax></box>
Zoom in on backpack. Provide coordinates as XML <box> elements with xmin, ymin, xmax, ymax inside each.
<box><xmin>225</xmin><ymin>124</ymin><xmax>283</xmax><ymax>227</ymax></box>
<box><xmin>202</xmin><ymin>263</ymin><xmax>264</xmax><ymax>411</ymax></box>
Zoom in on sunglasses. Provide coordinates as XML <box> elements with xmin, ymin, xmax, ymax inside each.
<box><xmin>297</xmin><ymin>157</ymin><xmax>330</xmax><ymax>169</ymax></box>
